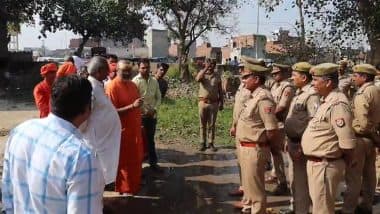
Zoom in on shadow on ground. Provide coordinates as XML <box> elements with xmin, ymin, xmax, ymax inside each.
<box><xmin>104</xmin><ymin>148</ymin><xmax>241</xmax><ymax>214</ymax></box>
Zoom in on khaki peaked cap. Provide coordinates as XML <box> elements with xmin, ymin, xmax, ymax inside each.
<box><xmin>310</xmin><ymin>63</ymin><xmax>339</xmax><ymax>76</ymax></box>
<box><xmin>352</xmin><ymin>64</ymin><xmax>377</xmax><ymax>75</ymax></box>
<box><xmin>292</xmin><ymin>62</ymin><xmax>313</xmax><ymax>73</ymax></box>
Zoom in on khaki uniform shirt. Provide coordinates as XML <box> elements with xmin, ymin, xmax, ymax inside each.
<box><xmin>271</xmin><ymin>80</ymin><xmax>295</xmax><ymax>127</ymax></box>
<box><xmin>232</xmin><ymin>83</ymin><xmax>252</xmax><ymax>127</ymax></box>
<box><xmin>236</xmin><ymin>86</ymin><xmax>278</xmax><ymax>143</ymax></box>
<box><xmin>374</xmin><ymin>76</ymin><xmax>380</xmax><ymax>88</ymax></box>
<box><xmin>339</xmin><ymin>74</ymin><xmax>354</xmax><ymax>98</ymax></box>
<box><xmin>352</xmin><ymin>82</ymin><xmax>380</xmax><ymax>135</ymax></box>
<box><xmin>198</xmin><ymin>71</ymin><xmax>222</xmax><ymax>102</ymax></box>
<box><xmin>265</xmin><ymin>78</ymin><xmax>276</xmax><ymax>91</ymax></box>
<box><xmin>285</xmin><ymin>84</ymin><xmax>320</xmax><ymax>141</ymax></box>
<box><xmin>301</xmin><ymin>90</ymin><xmax>356</xmax><ymax>158</ymax></box>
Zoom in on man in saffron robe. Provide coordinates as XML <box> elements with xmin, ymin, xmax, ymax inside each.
<box><xmin>106</xmin><ymin>60</ymin><xmax>144</xmax><ymax>195</ymax></box>
<box><xmin>56</xmin><ymin>56</ymin><xmax>77</xmax><ymax>78</ymax></box>
<box><xmin>33</xmin><ymin>63</ymin><xmax>57</xmax><ymax>118</ymax></box>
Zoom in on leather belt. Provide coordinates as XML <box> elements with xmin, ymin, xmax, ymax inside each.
<box><xmin>306</xmin><ymin>156</ymin><xmax>341</xmax><ymax>162</ymax></box>
<box><xmin>240</xmin><ymin>141</ymin><xmax>269</xmax><ymax>148</ymax></box>
<box><xmin>199</xmin><ymin>97</ymin><xmax>219</xmax><ymax>104</ymax></box>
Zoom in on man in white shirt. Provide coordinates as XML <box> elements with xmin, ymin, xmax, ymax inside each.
<box><xmin>80</xmin><ymin>56</ymin><xmax>122</xmax><ymax>185</ymax></box>
<box><xmin>73</xmin><ymin>52</ymin><xmax>86</xmax><ymax>71</ymax></box>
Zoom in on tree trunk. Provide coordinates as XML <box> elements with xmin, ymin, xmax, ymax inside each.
<box><xmin>368</xmin><ymin>38</ymin><xmax>380</xmax><ymax>65</ymax></box>
<box><xmin>0</xmin><ymin>17</ymin><xmax>9</xmax><ymax>58</ymax></box>
<box><xmin>77</xmin><ymin>35</ymin><xmax>89</xmax><ymax>56</ymax></box>
<box><xmin>178</xmin><ymin>41</ymin><xmax>191</xmax><ymax>83</ymax></box>
<box><xmin>296</xmin><ymin>0</ymin><xmax>306</xmax><ymax>61</ymax></box>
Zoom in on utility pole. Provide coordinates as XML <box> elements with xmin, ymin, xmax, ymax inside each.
<box><xmin>255</xmin><ymin>1</ymin><xmax>260</xmax><ymax>58</ymax></box>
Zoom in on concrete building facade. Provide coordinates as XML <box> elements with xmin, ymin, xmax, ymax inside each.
<box><xmin>145</xmin><ymin>28</ymin><xmax>169</xmax><ymax>58</ymax></box>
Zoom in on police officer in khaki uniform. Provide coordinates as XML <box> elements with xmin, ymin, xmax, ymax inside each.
<box><xmin>229</xmin><ymin>62</ymin><xmax>272</xmax><ymax>210</ymax></box>
<box><xmin>236</xmin><ymin>63</ymin><xmax>279</xmax><ymax>213</ymax></box>
<box><xmin>196</xmin><ymin>58</ymin><xmax>224</xmax><ymax>152</ymax></box>
<box><xmin>268</xmin><ymin>63</ymin><xmax>295</xmax><ymax>195</ymax></box>
<box><xmin>342</xmin><ymin>64</ymin><xmax>380</xmax><ymax>214</ymax></box>
<box><xmin>338</xmin><ymin>60</ymin><xmax>355</xmax><ymax>99</ymax></box>
<box><xmin>302</xmin><ymin>63</ymin><xmax>356</xmax><ymax>214</ymax></box>
<box><xmin>281</xmin><ymin>62</ymin><xmax>320</xmax><ymax>214</ymax></box>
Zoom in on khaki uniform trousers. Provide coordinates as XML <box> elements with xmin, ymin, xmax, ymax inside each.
<box><xmin>288</xmin><ymin>153</ymin><xmax>311</xmax><ymax>214</ymax></box>
<box><xmin>198</xmin><ymin>101</ymin><xmax>218</xmax><ymax>144</ymax></box>
<box><xmin>343</xmin><ymin>137</ymin><xmax>376</xmax><ymax>213</ymax></box>
<box><xmin>240</xmin><ymin>145</ymin><xmax>271</xmax><ymax>214</ymax></box>
<box><xmin>307</xmin><ymin>158</ymin><xmax>345</xmax><ymax>214</ymax></box>
<box><xmin>271</xmin><ymin>129</ymin><xmax>287</xmax><ymax>184</ymax></box>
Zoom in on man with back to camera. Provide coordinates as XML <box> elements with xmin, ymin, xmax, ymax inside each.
<box><xmin>2</xmin><ymin>75</ymin><xmax>104</xmax><ymax>213</ymax></box>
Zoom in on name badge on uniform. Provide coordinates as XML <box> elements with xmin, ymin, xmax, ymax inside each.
<box><xmin>335</xmin><ymin>118</ymin><xmax>345</xmax><ymax>128</ymax></box>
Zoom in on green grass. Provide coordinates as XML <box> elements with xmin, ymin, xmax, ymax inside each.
<box><xmin>156</xmin><ymin>97</ymin><xmax>234</xmax><ymax>147</ymax></box>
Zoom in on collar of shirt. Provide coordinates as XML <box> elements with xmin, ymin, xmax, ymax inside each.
<box><xmin>136</xmin><ymin>73</ymin><xmax>153</xmax><ymax>82</ymax></box>
<box><xmin>297</xmin><ymin>83</ymin><xmax>312</xmax><ymax>95</ymax></box>
<box><xmin>88</xmin><ymin>76</ymin><xmax>104</xmax><ymax>88</ymax></box>
<box><xmin>47</xmin><ymin>113</ymin><xmax>81</xmax><ymax>137</ymax></box>
<box><xmin>320</xmin><ymin>89</ymin><xmax>340</xmax><ymax>103</ymax></box>
<box><xmin>252</xmin><ymin>85</ymin><xmax>264</xmax><ymax>97</ymax></box>
<box><xmin>357</xmin><ymin>82</ymin><xmax>374</xmax><ymax>94</ymax></box>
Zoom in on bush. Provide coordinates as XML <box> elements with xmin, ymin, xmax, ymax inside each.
<box><xmin>157</xmin><ymin>97</ymin><xmax>234</xmax><ymax>147</ymax></box>
<box><xmin>166</xmin><ymin>64</ymin><xmax>181</xmax><ymax>79</ymax></box>
<box><xmin>166</xmin><ymin>63</ymin><xmax>200</xmax><ymax>80</ymax></box>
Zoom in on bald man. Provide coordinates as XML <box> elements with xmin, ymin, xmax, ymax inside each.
<box><xmin>80</xmin><ymin>56</ymin><xmax>122</xmax><ymax>185</ymax></box>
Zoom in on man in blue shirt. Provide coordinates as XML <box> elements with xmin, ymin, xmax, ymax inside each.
<box><xmin>2</xmin><ymin>75</ymin><xmax>104</xmax><ymax>213</ymax></box>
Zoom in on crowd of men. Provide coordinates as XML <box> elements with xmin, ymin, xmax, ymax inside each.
<box><xmin>201</xmin><ymin>57</ymin><xmax>380</xmax><ymax>214</ymax></box>
<box><xmin>2</xmin><ymin>55</ymin><xmax>169</xmax><ymax>213</ymax></box>
<box><xmin>2</xmin><ymin>52</ymin><xmax>380</xmax><ymax>214</ymax></box>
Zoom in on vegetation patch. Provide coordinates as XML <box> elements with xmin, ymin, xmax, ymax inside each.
<box><xmin>157</xmin><ymin>97</ymin><xmax>234</xmax><ymax>147</ymax></box>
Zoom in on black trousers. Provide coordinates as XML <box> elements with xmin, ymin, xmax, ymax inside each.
<box><xmin>142</xmin><ymin>117</ymin><xmax>158</xmax><ymax>165</ymax></box>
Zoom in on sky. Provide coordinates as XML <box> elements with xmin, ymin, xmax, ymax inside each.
<box><xmin>18</xmin><ymin>1</ymin><xmax>300</xmax><ymax>50</ymax></box>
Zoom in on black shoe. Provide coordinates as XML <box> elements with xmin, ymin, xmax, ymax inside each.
<box><xmin>199</xmin><ymin>144</ymin><xmax>207</xmax><ymax>152</ymax></box>
<box><xmin>279</xmin><ymin>208</ymin><xmax>295</xmax><ymax>214</ymax></box>
<box><xmin>208</xmin><ymin>144</ymin><xmax>218</xmax><ymax>152</ymax></box>
<box><xmin>150</xmin><ymin>164</ymin><xmax>164</xmax><ymax>173</ymax></box>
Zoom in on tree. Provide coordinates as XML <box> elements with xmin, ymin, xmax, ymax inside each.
<box><xmin>302</xmin><ymin>0</ymin><xmax>380</xmax><ymax>64</ymax></box>
<box><xmin>147</xmin><ymin>0</ymin><xmax>238</xmax><ymax>82</ymax></box>
<box><xmin>260</xmin><ymin>0</ymin><xmax>309</xmax><ymax>61</ymax></box>
<box><xmin>0</xmin><ymin>0</ymin><xmax>39</xmax><ymax>58</ymax></box>
<box><xmin>39</xmin><ymin>0</ymin><xmax>146</xmax><ymax>55</ymax></box>
<box><xmin>261</xmin><ymin>0</ymin><xmax>380</xmax><ymax>64</ymax></box>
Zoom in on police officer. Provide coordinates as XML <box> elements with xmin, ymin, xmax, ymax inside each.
<box><xmin>338</xmin><ymin>60</ymin><xmax>354</xmax><ymax>99</ymax></box>
<box><xmin>342</xmin><ymin>64</ymin><xmax>380</xmax><ymax>214</ymax></box>
<box><xmin>268</xmin><ymin>63</ymin><xmax>295</xmax><ymax>195</ymax></box>
<box><xmin>236</xmin><ymin>63</ymin><xmax>279</xmax><ymax>213</ymax></box>
<box><xmin>196</xmin><ymin>58</ymin><xmax>224</xmax><ymax>152</ymax></box>
<box><xmin>302</xmin><ymin>63</ymin><xmax>356</xmax><ymax>214</ymax></box>
<box><xmin>281</xmin><ymin>62</ymin><xmax>319</xmax><ymax>214</ymax></box>
<box><xmin>229</xmin><ymin>63</ymin><xmax>251</xmax><ymax>205</ymax></box>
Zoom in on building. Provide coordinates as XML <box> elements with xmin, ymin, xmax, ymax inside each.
<box><xmin>196</xmin><ymin>42</ymin><xmax>222</xmax><ymax>62</ymax></box>
<box><xmin>169</xmin><ymin>40</ymin><xmax>196</xmax><ymax>59</ymax></box>
<box><xmin>8</xmin><ymin>32</ymin><xmax>19</xmax><ymax>51</ymax></box>
<box><xmin>221</xmin><ymin>34</ymin><xmax>267</xmax><ymax>62</ymax></box>
<box><xmin>145</xmin><ymin>28</ymin><xmax>169</xmax><ymax>58</ymax></box>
